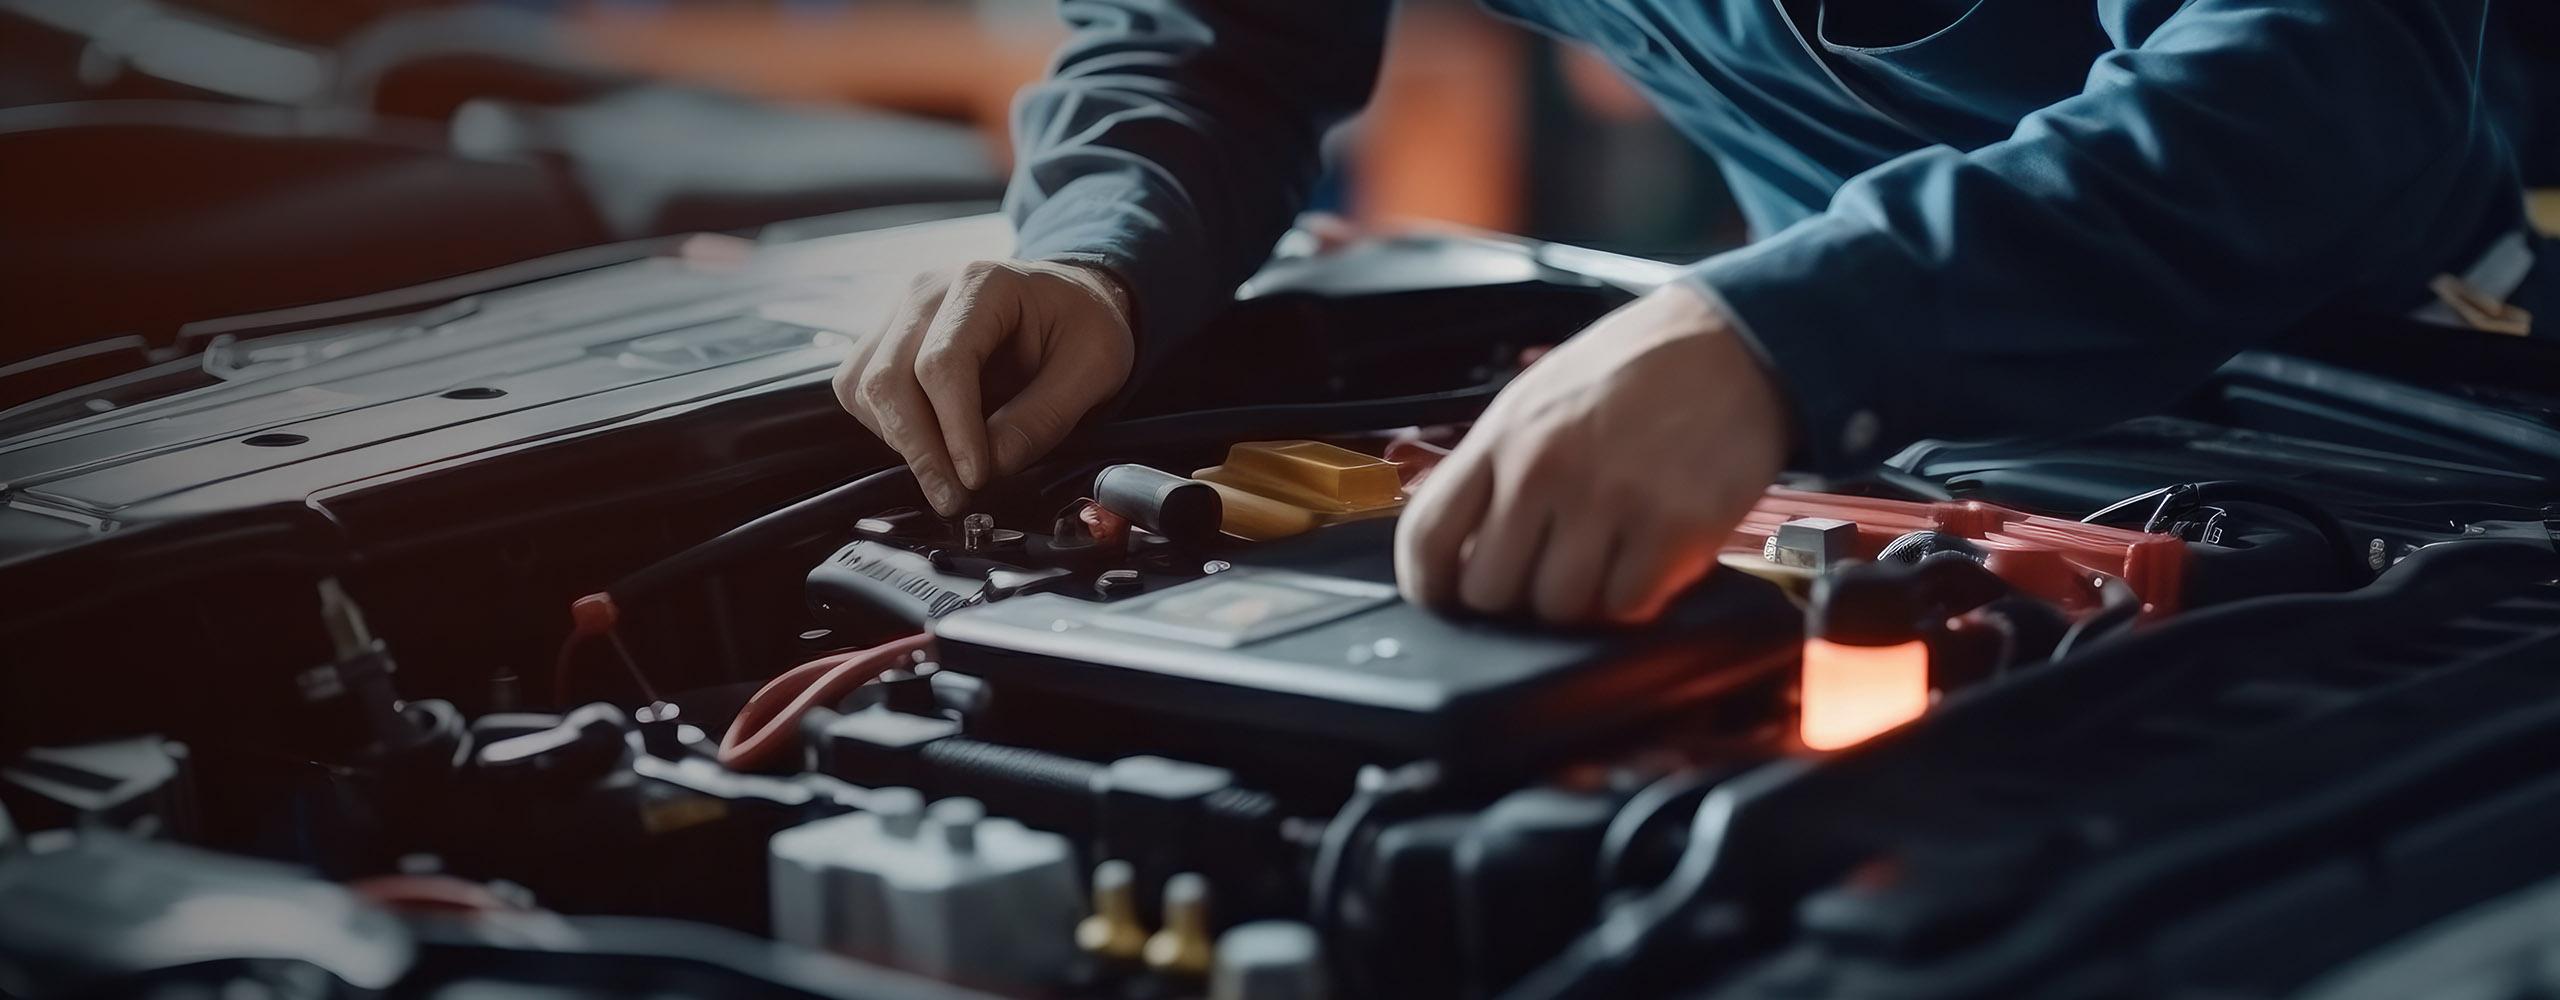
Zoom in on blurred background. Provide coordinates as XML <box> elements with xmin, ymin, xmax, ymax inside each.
<box><xmin>21</xmin><ymin>1</ymin><xmax>2547</xmax><ymax>376</ymax></box>
<box><xmin>555</xmin><ymin>0</ymin><xmax>1748</xmax><ymax>250</ymax></box>
<box><xmin>0</xmin><ymin>0</ymin><xmax>1747</xmax><ymax>368</ymax></box>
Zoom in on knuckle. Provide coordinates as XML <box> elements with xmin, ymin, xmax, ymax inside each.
<box><xmin>855</xmin><ymin>366</ymin><xmax>904</xmax><ymax>406</ymax></box>
<box><xmin>874</xmin><ymin>317</ymin><xmax>924</xmax><ymax>350</ymax></box>
<box><xmin>912</xmin><ymin>345</ymin><xmax>965</xmax><ymax>383</ymax></box>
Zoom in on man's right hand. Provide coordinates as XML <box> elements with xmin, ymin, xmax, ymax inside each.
<box><xmin>835</xmin><ymin>259</ymin><xmax>1136</xmax><ymax>515</ymax></box>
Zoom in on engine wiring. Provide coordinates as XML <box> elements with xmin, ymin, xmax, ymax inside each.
<box><xmin>717</xmin><ymin>633</ymin><xmax>932</xmax><ymax>772</ymax></box>
<box><xmin>2083</xmin><ymin>479</ymin><xmax>2368</xmax><ymax>583</ymax></box>
<box><xmin>519</xmin><ymin>397</ymin><xmax>2376</xmax><ymax>993</ymax></box>
<box><xmin>2051</xmin><ymin>573</ymin><xmax>2143</xmax><ymax>660</ymax></box>
<box><xmin>1595</xmin><ymin>768</ymin><xmax>1726</xmax><ymax>895</ymax></box>
<box><xmin>550</xmin><ymin>384</ymin><xmax>1515</xmax><ymax>713</ymax></box>
<box><xmin>548</xmin><ymin>592</ymin><xmax>665</xmax><ymax>710</ymax></box>
<box><xmin>603</xmin><ymin>465</ymin><xmax>925</xmax><ymax>611</ymax></box>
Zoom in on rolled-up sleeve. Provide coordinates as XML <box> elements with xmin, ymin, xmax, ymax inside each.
<box><xmin>1686</xmin><ymin>0</ymin><xmax>2509</xmax><ymax>475</ymax></box>
<box><xmin>1006</xmin><ymin>0</ymin><xmax>1391</xmax><ymax>373</ymax></box>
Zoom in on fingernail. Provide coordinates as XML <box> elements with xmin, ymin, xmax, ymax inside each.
<box><xmin>954</xmin><ymin>454</ymin><xmax>982</xmax><ymax>491</ymax></box>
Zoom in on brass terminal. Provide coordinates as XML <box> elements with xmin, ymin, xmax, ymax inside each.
<box><xmin>1076</xmin><ymin>860</ymin><xmax>1148</xmax><ymax>962</ymax></box>
<box><xmin>1144</xmin><ymin>872</ymin><xmax>1215</xmax><ymax>978</ymax></box>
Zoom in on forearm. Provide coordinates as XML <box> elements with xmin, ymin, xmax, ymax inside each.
<box><xmin>1006</xmin><ymin>0</ymin><xmax>1390</xmax><ymax>372</ymax></box>
<box><xmin>1690</xmin><ymin>0</ymin><xmax>2511</xmax><ymax>474</ymax></box>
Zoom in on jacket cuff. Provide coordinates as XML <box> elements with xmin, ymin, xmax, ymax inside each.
<box><xmin>1680</xmin><ymin>213</ymin><xmax>1928</xmax><ymax>478</ymax></box>
<box><xmin>1011</xmin><ymin>173</ymin><xmax>1217</xmax><ymax>379</ymax></box>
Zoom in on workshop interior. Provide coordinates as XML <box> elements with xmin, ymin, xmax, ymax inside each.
<box><xmin>5</xmin><ymin>2</ymin><xmax>2560</xmax><ymax>999</ymax></box>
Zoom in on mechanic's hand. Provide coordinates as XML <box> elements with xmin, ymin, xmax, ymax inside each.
<box><xmin>1394</xmin><ymin>282</ymin><xmax>1790</xmax><ymax>624</ymax></box>
<box><xmin>835</xmin><ymin>260</ymin><xmax>1135</xmax><ymax>515</ymax></box>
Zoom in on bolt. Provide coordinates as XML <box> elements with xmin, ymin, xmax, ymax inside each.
<box><xmin>962</xmin><ymin>513</ymin><xmax>994</xmax><ymax>552</ymax></box>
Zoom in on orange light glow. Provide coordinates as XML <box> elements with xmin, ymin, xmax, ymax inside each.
<box><xmin>1799</xmin><ymin>638</ymin><xmax>1932</xmax><ymax>751</ymax></box>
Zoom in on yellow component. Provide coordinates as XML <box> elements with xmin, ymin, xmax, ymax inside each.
<box><xmin>638</xmin><ymin>794</ymin><xmax>728</xmax><ymax>835</ymax></box>
<box><xmin>1713</xmin><ymin>551</ymin><xmax>1817</xmax><ymax>605</ymax></box>
<box><xmin>2530</xmin><ymin>190</ymin><xmax>2560</xmax><ymax>236</ymax></box>
<box><xmin>1192</xmin><ymin>440</ymin><xmax>1406</xmax><ymax>541</ymax></box>
<box><xmin>1143</xmin><ymin>872</ymin><xmax>1215</xmax><ymax>978</ymax></box>
<box><xmin>1798</xmin><ymin>638</ymin><xmax>1932</xmax><ymax>751</ymax></box>
<box><xmin>1076</xmin><ymin>860</ymin><xmax>1148</xmax><ymax>962</ymax></box>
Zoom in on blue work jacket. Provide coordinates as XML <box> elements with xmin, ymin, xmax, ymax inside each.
<box><xmin>1007</xmin><ymin>0</ymin><xmax>2553</xmax><ymax>473</ymax></box>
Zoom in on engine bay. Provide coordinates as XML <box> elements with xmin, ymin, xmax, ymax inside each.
<box><xmin>6</xmin><ymin>215</ymin><xmax>2560</xmax><ymax>1000</ymax></box>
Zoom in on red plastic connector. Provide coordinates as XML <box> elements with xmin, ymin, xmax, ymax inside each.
<box><xmin>1728</xmin><ymin>488</ymin><xmax>2186</xmax><ymax>617</ymax></box>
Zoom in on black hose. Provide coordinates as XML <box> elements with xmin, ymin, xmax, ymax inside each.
<box><xmin>1081</xmin><ymin>382</ymin><xmax>1502</xmax><ymax>452</ymax></box>
<box><xmin>917</xmin><ymin>737</ymin><xmax>1101</xmax><ymax>801</ymax></box>
<box><xmin>605</xmin><ymin>464</ymin><xmax>923</xmax><ymax>607</ymax></box>
<box><xmin>1595</xmin><ymin>770</ymin><xmax>1723</xmax><ymax>894</ymax></box>
<box><xmin>2050</xmin><ymin>575</ymin><xmax>2141</xmax><ymax>661</ymax></box>
<box><xmin>1309</xmin><ymin>762</ymin><xmax>1442</xmax><ymax>998</ymax></box>
<box><xmin>1307</xmin><ymin>776</ymin><xmax>1390</xmax><ymax>938</ymax></box>
<box><xmin>911</xmin><ymin>737</ymin><xmax>1284</xmax><ymax>833</ymax></box>
<box><xmin>1876</xmin><ymin>530</ymin><xmax>1986</xmax><ymax>566</ymax></box>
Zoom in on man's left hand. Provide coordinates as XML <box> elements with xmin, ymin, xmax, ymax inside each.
<box><xmin>1393</xmin><ymin>282</ymin><xmax>1791</xmax><ymax>624</ymax></box>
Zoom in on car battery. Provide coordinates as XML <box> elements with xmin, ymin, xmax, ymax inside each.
<box><xmin>926</xmin><ymin>518</ymin><xmax>1800</xmax><ymax>768</ymax></box>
